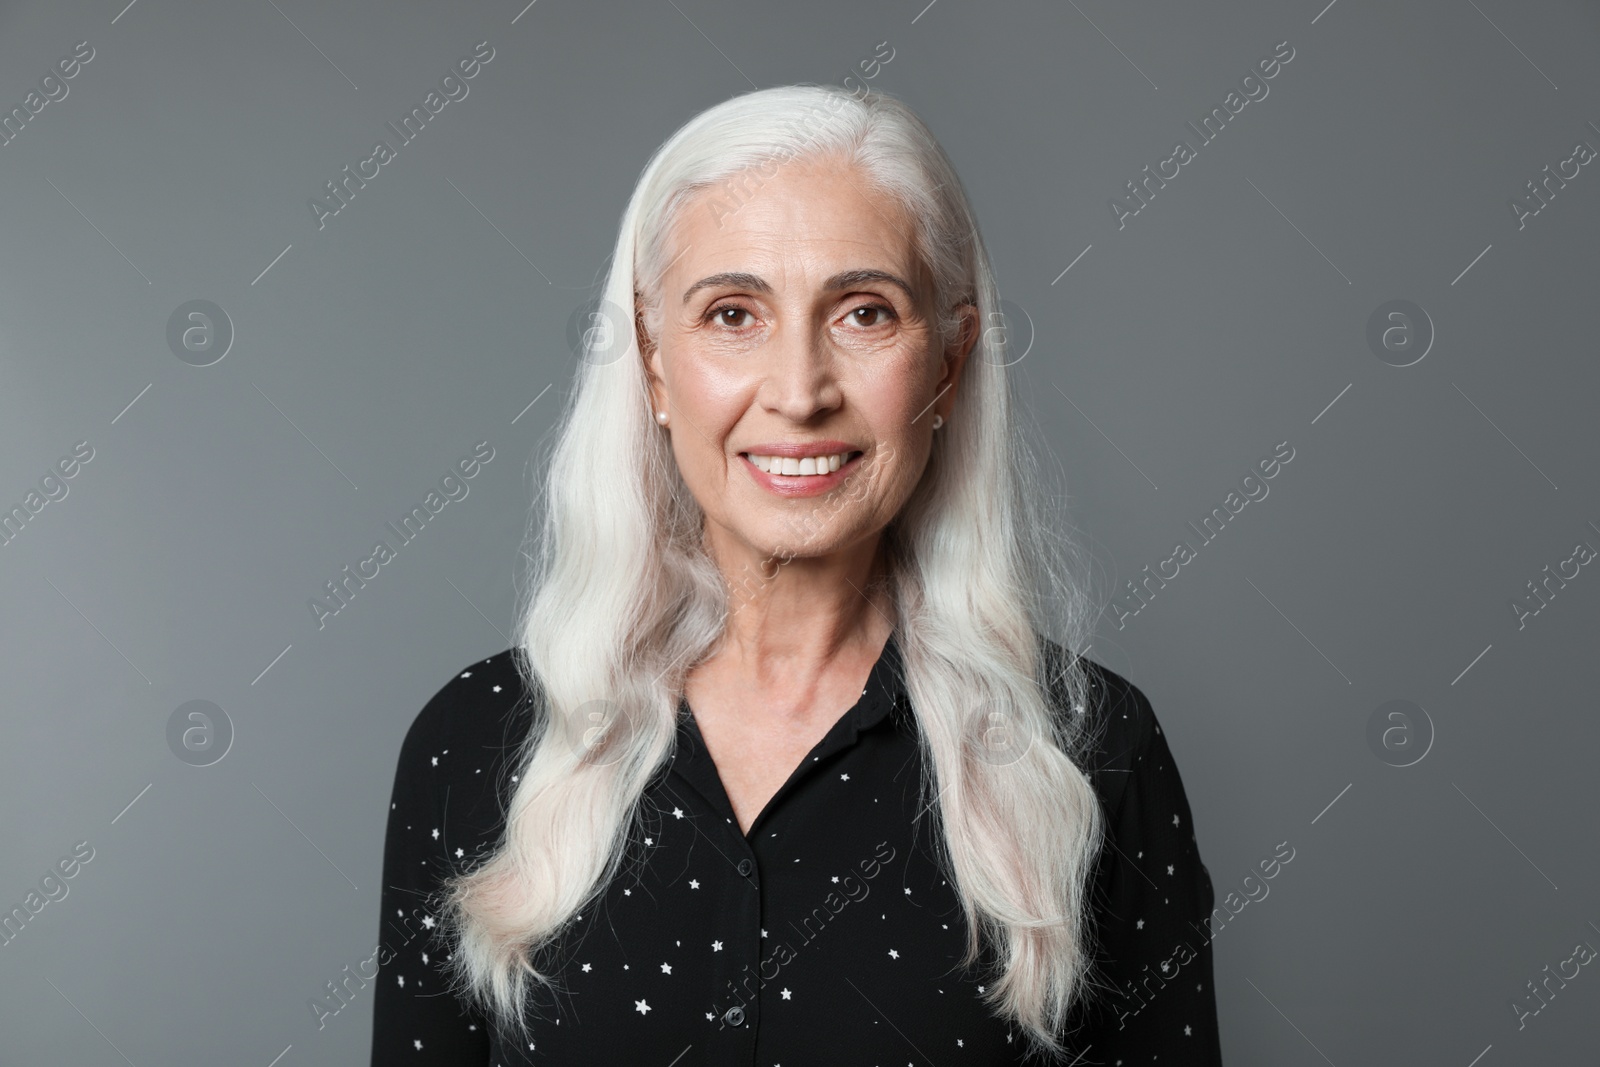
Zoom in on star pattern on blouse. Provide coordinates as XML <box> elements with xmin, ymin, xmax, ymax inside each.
<box><xmin>374</xmin><ymin>647</ymin><xmax>1217</xmax><ymax>1062</ymax></box>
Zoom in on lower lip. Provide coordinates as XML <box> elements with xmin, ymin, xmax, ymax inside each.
<box><xmin>741</xmin><ymin>452</ymin><xmax>864</xmax><ymax>497</ymax></box>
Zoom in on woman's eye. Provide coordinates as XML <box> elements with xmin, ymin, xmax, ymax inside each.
<box><xmin>849</xmin><ymin>303</ymin><xmax>895</xmax><ymax>327</ymax></box>
<box><xmin>708</xmin><ymin>305</ymin><xmax>751</xmax><ymax>328</ymax></box>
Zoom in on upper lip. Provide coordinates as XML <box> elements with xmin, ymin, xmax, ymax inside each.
<box><xmin>739</xmin><ymin>441</ymin><xmax>863</xmax><ymax>458</ymax></box>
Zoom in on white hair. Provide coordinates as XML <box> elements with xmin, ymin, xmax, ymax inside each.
<box><xmin>437</xmin><ymin>83</ymin><xmax>1106</xmax><ymax>1060</ymax></box>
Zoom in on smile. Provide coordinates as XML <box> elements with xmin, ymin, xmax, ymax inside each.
<box><xmin>738</xmin><ymin>449</ymin><xmax>866</xmax><ymax>498</ymax></box>
<box><xmin>741</xmin><ymin>450</ymin><xmax>863</xmax><ymax>477</ymax></box>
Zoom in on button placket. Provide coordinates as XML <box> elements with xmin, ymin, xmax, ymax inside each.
<box><xmin>708</xmin><ymin>824</ymin><xmax>762</xmax><ymax>1053</ymax></box>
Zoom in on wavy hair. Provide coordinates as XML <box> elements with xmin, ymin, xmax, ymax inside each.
<box><xmin>437</xmin><ymin>83</ymin><xmax>1106</xmax><ymax>1060</ymax></box>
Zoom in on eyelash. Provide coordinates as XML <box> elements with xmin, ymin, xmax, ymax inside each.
<box><xmin>704</xmin><ymin>301</ymin><xmax>898</xmax><ymax>328</ymax></box>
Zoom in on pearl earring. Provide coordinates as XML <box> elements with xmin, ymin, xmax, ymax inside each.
<box><xmin>655</xmin><ymin>411</ymin><xmax>668</xmax><ymax>425</ymax></box>
<box><xmin>932</xmin><ymin>413</ymin><xmax>944</xmax><ymax>430</ymax></box>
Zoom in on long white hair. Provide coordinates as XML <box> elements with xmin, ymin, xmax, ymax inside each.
<box><xmin>438</xmin><ymin>83</ymin><xmax>1106</xmax><ymax>1060</ymax></box>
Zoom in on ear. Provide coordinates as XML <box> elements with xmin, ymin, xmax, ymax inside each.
<box><xmin>934</xmin><ymin>301</ymin><xmax>979</xmax><ymax>411</ymax></box>
<box><xmin>636</xmin><ymin>294</ymin><xmax>667</xmax><ymax>412</ymax></box>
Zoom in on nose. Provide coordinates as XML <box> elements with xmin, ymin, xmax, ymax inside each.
<box><xmin>756</xmin><ymin>315</ymin><xmax>843</xmax><ymax>423</ymax></box>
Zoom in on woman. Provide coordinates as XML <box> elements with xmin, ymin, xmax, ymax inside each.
<box><xmin>371</xmin><ymin>84</ymin><xmax>1222</xmax><ymax>1064</ymax></box>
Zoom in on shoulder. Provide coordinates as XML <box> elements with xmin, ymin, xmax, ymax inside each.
<box><xmin>395</xmin><ymin>648</ymin><xmax>543</xmax><ymax>827</ymax></box>
<box><xmin>1038</xmin><ymin>636</ymin><xmax>1165</xmax><ymax>817</ymax></box>
<box><xmin>404</xmin><ymin>648</ymin><xmax>535</xmax><ymax>752</ymax></box>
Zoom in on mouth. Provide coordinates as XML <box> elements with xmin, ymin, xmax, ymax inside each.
<box><xmin>739</xmin><ymin>450</ymin><xmax>865</xmax><ymax>478</ymax></box>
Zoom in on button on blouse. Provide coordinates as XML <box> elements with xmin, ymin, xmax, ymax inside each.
<box><xmin>370</xmin><ymin>632</ymin><xmax>1223</xmax><ymax>1064</ymax></box>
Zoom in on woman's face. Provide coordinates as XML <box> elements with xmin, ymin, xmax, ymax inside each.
<box><xmin>642</xmin><ymin>153</ymin><xmax>976</xmax><ymax>577</ymax></box>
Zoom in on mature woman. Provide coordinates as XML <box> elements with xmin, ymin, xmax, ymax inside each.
<box><xmin>370</xmin><ymin>84</ymin><xmax>1222</xmax><ymax>1064</ymax></box>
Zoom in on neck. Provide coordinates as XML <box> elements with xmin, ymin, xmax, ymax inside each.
<box><xmin>701</xmin><ymin>526</ymin><xmax>896</xmax><ymax>690</ymax></box>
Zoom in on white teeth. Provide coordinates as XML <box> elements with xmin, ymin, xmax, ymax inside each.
<box><xmin>746</xmin><ymin>452</ymin><xmax>854</xmax><ymax>476</ymax></box>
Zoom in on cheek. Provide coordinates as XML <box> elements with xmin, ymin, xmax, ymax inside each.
<box><xmin>668</xmin><ymin>431</ymin><xmax>733</xmax><ymax>499</ymax></box>
<box><xmin>886</xmin><ymin>345</ymin><xmax>945</xmax><ymax>410</ymax></box>
<box><xmin>876</xmin><ymin>445</ymin><xmax>929</xmax><ymax>515</ymax></box>
<box><xmin>660</xmin><ymin>364</ymin><xmax>745</xmax><ymax>453</ymax></box>
<box><xmin>835</xmin><ymin>442</ymin><xmax>925</xmax><ymax>532</ymax></box>
<box><xmin>665</xmin><ymin>330</ymin><xmax>759</xmax><ymax>400</ymax></box>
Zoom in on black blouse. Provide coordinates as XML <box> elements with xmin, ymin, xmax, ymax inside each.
<box><xmin>370</xmin><ymin>632</ymin><xmax>1223</xmax><ymax>1065</ymax></box>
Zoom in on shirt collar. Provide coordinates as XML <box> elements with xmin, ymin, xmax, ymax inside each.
<box><xmin>669</xmin><ymin>629</ymin><xmax>907</xmax><ymax>833</ymax></box>
<box><xmin>852</xmin><ymin>627</ymin><xmax>905</xmax><ymax>734</ymax></box>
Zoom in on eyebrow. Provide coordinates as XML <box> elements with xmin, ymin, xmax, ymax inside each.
<box><xmin>680</xmin><ymin>268</ymin><xmax>917</xmax><ymax>305</ymax></box>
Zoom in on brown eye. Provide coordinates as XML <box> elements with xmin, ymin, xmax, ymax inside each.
<box><xmin>708</xmin><ymin>305</ymin><xmax>751</xmax><ymax>328</ymax></box>
<box><xmin>850</xmin><ymin>304</ymin><xmax>895</xmax><ymax>327</ymax></box>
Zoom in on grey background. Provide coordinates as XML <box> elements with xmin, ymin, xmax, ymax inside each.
<box><xmin>0</xmin><ymin>0</ymin><xmax>1595</xmax><ymax>1063</ymax></box>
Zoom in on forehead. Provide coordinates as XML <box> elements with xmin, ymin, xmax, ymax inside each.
<box><xmin>666</xmin><ymin>154</ymin><xmax>922</xmax><ymax>288</ymax></box>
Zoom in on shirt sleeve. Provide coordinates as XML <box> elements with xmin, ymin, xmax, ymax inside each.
<box><xmin>1069</xmin><ymin>684</ymin><xmax>1224</xmax><ymax>1063</ymax></box>
<box><xmin>370</xmin><ymin>686</ymin><xmax>492</xmax><ymax>1065</ymax></box>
